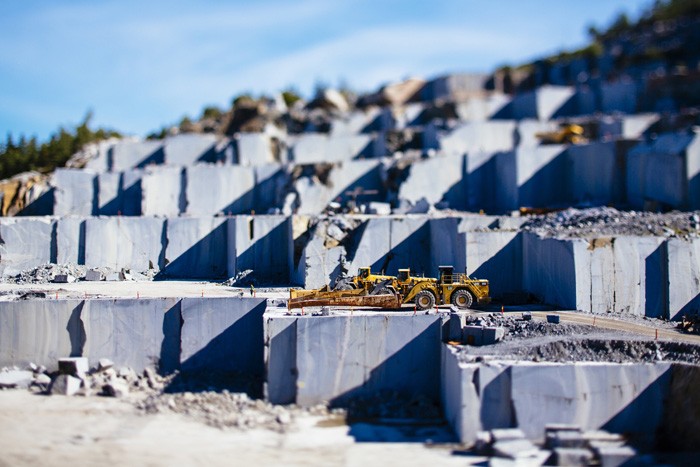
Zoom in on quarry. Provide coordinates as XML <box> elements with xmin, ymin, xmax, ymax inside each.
<box><xmin>3</xmin><ymin>6</ymin><xmax>700</xmax><ymax>466</ymax></box>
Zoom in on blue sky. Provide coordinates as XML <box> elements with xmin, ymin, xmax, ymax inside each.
<box><xmin>0</xmin><ymin>0</ymin><xmax>649</xmax><ymax>140</ymax></box>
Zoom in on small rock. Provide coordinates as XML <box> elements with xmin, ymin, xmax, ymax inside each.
<box><xmin>53</xmin><ymin>274</ymin><xmax>76</xmax><ymax>283</ymax></box>
<box><xmin>276</xmin><ymin>412</ymin><xmax>291</xmax><ymax>425</ymax></box>
<box><xmin>58</xmin><ymin>357</ymin><xmax>89</xmax><ymax>377</ymax></box>
<box><xmin>97</xmin><ymin>358</ymin><xmax>114</xmax><ymax>372</ymax></box>
<box><xmin>103</xmin><ymin>378</ymin><xmax>130</xmax><ymax>397</ymax></box>
<box><xmin>84</xmin><ymin>269</ymin><xmax>103</xmax><ymax>281</ymax></box>
<box><xmin>0</xmin><ymin>370</ymin><xmax>34</xmax><ymax>389</ymax></box>
<box><xmin>49</xmin><ymin>374</ymin><xmax>82</xmax><ymax>396</ymax></box>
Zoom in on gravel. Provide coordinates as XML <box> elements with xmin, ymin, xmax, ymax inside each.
<box><xmin>2</xmin><ymin>263</ymin><xmax>157</xmax><ymax>284</ymax></box>
<box><xmin>518</xmin><ymin>207</ymin><xmax>700</xmax><ymax>238</ymax></box>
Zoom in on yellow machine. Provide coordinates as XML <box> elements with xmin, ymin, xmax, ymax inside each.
<box><xmin>290</xmin><ymin>265</ymin><xmax>490</xmax><ymax>311</ymax></box>
<box><xmin>535</xmin><ymin>124</ymin><xmax>587</xmax><ymax>145</ymax></box>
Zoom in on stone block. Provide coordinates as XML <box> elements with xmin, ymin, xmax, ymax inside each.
<box><xmin>180</xmin><ymin>297</ymin><xmax>266</xmax><ymax>374</ymax></box>
<box><xmin>264</xmin><ymin>314</ymin><xmax>298</xmax><ymax>404</ymax></box>
<box><xmin>49</xmin><ymin>374</ymin><xmax>82</xmax><ymax>396</ymax></box>
<box><xmin>293</xmin><ymin>236</ymin><xmax>345</xmax><ymax>288</ymax></box>
<box><xmin>83</xmin><ymin>298</ymin><xmax>181</xmax><ymax>373</ymax></box>
<box><xmin>0</xmin><ymin>370</ymin><xmax>34</xmax><ymax>389</ymax></box>
<box><xmin>52</xmin><ymin>168</ymin><xmax>96</xmax><ymax>216</ymax></box>
<box><xmin>236</xmin><ymin>133</ymin><xmax>278</xmax><ymax>165</ymax></box>
<box><xmin>510</xmin><ymin>85</ymin><xmax>576</xmax><ymax>120</ymax></box>
<box><xmin>141</xmin><ymin>166</ymin><xmax>185</xmax><ymax>216</ymax></box>
<box><xmin>0</xmin><ymin>217</ymin><xmax>54</xmax><ymax>277</ymax></box>
<box><xmin>163</xmin><ymin>217</ymin><xmax>227</xmax><ymax>279</ymax></box>
<box><xmin>523</xmin><ymin>233</ymin><xmax>587</xmax><ymax>310</ymax></box>
<box><xmin>109</xmin><ymin>140</ymin><xmax>164</xmax><ymax>172</ymax></box>
<box><xmin>292</xmin><ymin>134</ymin><xmax>375</xmax><ymax>164</ymax></box>
<box><xmin>0</xmin><ymin>300</ymin><xmax>85</xmax><ymax>371</ymax></box>
<box><xmin>56</xmin><ymin>217</ymin><xmax>85</xmax><ymax>265</ymax></box>
<box><xmin>84</xmin><ymin>217</ymin><xmax>164</xmax><ymax>271</ymax></box>
<box><xmin>600</xmin><ymin>81</ymin><xmax>637</xmax><ymax>114</ymax></box>
<box><xmin>667</xmin><ymin>237</ymin><xmax>700</xmax><ymax>320</ymax></box>
<box><xmin>568</xmin><ymin>142</ymin><xmax>624</xmax><ymax>206</ymax></box>
<box><xmin>492</xmin><ymin>438</ymin><xmax>539</xmax><ymax>459</ymax></box>
<box><xmin>295</xmin><ymin>160</ymin><xmax>383</xmax><ymax>215</ymax></box>
<box><xmin>463</xmin><ymin>326</ymin><xmax>505</xmax><ymax>345</ymax></box>
<box><xmin>58</xmin><ymin>357</ymin><xmax>89</xmax><ymax>377</ymax></box>
<box><xmin>97</xmin><ymin>172</ymin><xmax>121</xmax><ymax>215</ymax></box>
<box><xmin>509</xmin><ymin>362</ymin><xmax>672</xmax><ymax>439</ymax></box>
<box><xmin>85</xmin><ymin>269</ymin><xmax>102</xmax><ymax>281</ymax></box>
<box><xmin>228</xmin><ymin>215</ymin><xmax>292</xmax><ymax>284</ymax></box>
<box><xmin>613</xmin><ymin>236</ymin><xmax>666</xmax><ymax>317</ymax></box>
<box><xmin>592</xmin><ymin>445</ymin><xmax>636</xmax><ymax>467</ymax></box>
<box><xmin>466</xmin><ymin>231</ymin><xmax>523</xmax><ymax>297</ymax></box>
<box><xmin>552</xmin><ymin>448</ymin><xmax>594</xmax><ymax>466</ymax></box>
<box><xmin>253</xmin><ymin>164</ymin><xmax>286</xmax><ymax>213</ymax></box>
<box><xmin>120</xmin><ymin>169</ymin><xmax>143</xmax><ymax>216</ymax></box>
<box><xmin>398</xmin><ymin>154</ymin><xmax>465</xmax><ymax>208</ymax></box>
<box><xmin>163</xmin><ymin>133</ymin><xmax>219</xmax><ymax>165</ymax></box>
<box><xmin>455</xmin><ymin>94</ymin><xmax>511</xmax><ymax>121</ymax></box>
<box><xmin>293</xmin><ymin>314</ymin><xmax>441</xmax><ymax>406</ymax></box>
<box><xmin>437</xmin><ymin>121</ymin><xmax>517</xmax><ymax>155</ymax></box>
<box><xmin>53</xmin><ymin>274</ymin><xmax>76</xmax><ymax>283</ymax></box>
<box><xmin>186</xmin><ymin>165</ymin><xmax>256</xmax><ymax>216</ymax></box>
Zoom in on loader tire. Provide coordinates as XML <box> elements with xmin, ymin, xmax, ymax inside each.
<box><xmin>451</xmin><ymin>289</ymin><xmax>474</xmax><ymax>309</ymax></box>
<box><xmin>415</xmin><ymin>290</ymin><xmax>436</xmax><ymax>310</ymax></box>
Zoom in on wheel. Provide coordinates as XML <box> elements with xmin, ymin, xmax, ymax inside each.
<box><xmin>414</xmin><ymin>290</ymin><xmax>436</xmax><ymax>310</ymax></box>
<box><xmin>451</xmin><ymin>289</ymin><xmax>474</xmax><ymax>309</ymax></box>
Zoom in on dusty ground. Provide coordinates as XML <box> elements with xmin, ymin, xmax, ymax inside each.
<box><xmin>0</xmin><ymin>391</ymin><xmax>480</xmax><ymax>467</ymax></box>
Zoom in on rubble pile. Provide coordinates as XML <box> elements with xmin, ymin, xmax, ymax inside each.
<box><xmin>2</xmin><ymin>263</ymin><xmax>158</xmax><ymax>284</ymax></box>
<box><xmin>473</xmin><ymin>426</ymin><xmax>639</xmax><ymax>466</ymax></box>
<box><xmin>521</xmin><ymin>207</ymin><xmax>700</xmax><ymax>238</ymax></box>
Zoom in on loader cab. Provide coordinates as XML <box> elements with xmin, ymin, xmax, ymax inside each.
<box><xmin>438</xmin><ymin>265</ymin><xmax>454</xmax><ymax>284</ymax></box>
<box><xmin>358</xmin><ymin>267</ymin><xmax>370</xmax><ymax>279</ymax></box>
<box><xmin>397</xmin><ymin>269</ymin><xmax>410</xmax><ymax>283</ymax></box>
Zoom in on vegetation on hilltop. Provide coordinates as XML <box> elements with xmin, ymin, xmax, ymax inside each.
<box><xmin>0</xmin><ymin>112</ymin><xmax>120</xmax><ymax>180</ymax></box>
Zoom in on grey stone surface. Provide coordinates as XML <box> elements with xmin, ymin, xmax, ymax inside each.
<box><xmin>292</xmin><ymin>134</ymin><xmax>375</xmax><ymax>164</ymax></box>
<box><xmin>441</xmin><ymin>346</ymin><xmax>674</xmax><ymax>444</ymax></box>
<box><xmin>56</xmin><ymin>217</ymin><xmax>85</xmax><ymax>265</ymax></box>
<box><xmin>109</xmin><ymin>140</ymin><xmax>163</xmax><ymax>172</ymax></box>
<box><xmin>463</xmin><ymin>326</ymin><xmax>505</xmax><ymax>345</ymax></box>
<box><xmin>552</xmin><ymin>447</ymin><xmax>594</xmax><ymax>466</ymax></box>
<box><xmin>265</xmin><ymin>315</ymin><xmax>298</xmax><ymax>404</ymax></box>
<box><xmin>516</xmin><ymin>119</ymin><xmax>559</xmax><ymax>148</ymax></box>
<box><xmin>600</xmin><ymin>81</ymin><xmax>637</xmax><ymax>114</ymax></box>
<box><xmin>437</xmin><ymin>121</ymin><xmax>517</xmax><ymax>155</ymax></box>
<box><xmin>568</xmin><ymin>142</ymin><xmax>624</xmax><ymax>206</ymax></box>
<box><xmin>467</xmin><ymin>231</ymin><xmax>523</xmax><ymax>297</ymax></box>
<box><xmin>0</xmin><ymin>300</ymin><xmax>85</xmax><ymax>371</ymax></box>
<box><xmin>228</xmin><ymin>215</ymin><xmax>292</xmax><ymax>284</ymax></box>
<box><xmin>141</xmin><ymin>166</ymin><xmax>184</xmax><ymax>217</ymax></box>
<box><xmin>0</xmin><ymin>217</ymin><xmax>54</xmax><ymax>277</ymax></box>
<box><xmin>627</xmin><ymin>130</ymin><xmax>700</xmax><ymax>210</ymax></box>
<box><xmin>83</xmin><ymin>298</ymin><xmax>180</xmax><ymax>373</ymax></box>
<box><xmin>293</xmin><ymin>236</ymin><xmax>345</xmax><ymax>288</ymax></box>
<box><xmin>509</xmin><ymin>362</ymin><xmax>672</xmax><ymax>439</ymax></box>
<box><xmin>53</xmin><ymin>274</ymin><xmax>76</xmax><ymax>283</ymax></box>
<box><xmin>52</xmin><ymin>168</ymin><xmax>96</xmax><ymax>216</ymax></box>
<box><xmin>97</xmin><ymin>172</ymin><xmax>121</xmax><ymax>215</ymax></box>
<box><xmin>492</xmin><ymin>438</ymin><xmax>539</xmax><ymax>459</ymax></box>
<box><xmin>295</xmin><ymin>160</ymin><xmax>383</xmax><ymax>215</ymax></box>
<box><xmin>84</xmin><ymin>217</ymin><xmax>164</xmax><ymax>271</ymax></box>
<box><xmin>592</xmin><ymin>444</ymin><xmax>636</xmax><ymax>467</ymax></box>
<box><xmin>49</xmin><ymin>373</ymin><xmax>82</xmax><ymax>396</ymax></box>
<box><xmin>236</xmin><ymin>133</ymin><xmax>278</xmax><ymax>165</ymax></box>
<box><xmin>666</xmin><ymin>237</ymin><xmax>700</xmax><ymax>320</ymax></box>
<box><xmin>163</xmin><ymin>217</ymin><xmax>227</xmax><ymax>278</ymax></box>
<box><xmin>455</xmin><ymin>94</ymin><xmax>511</xmax><ymax>121</ymax></box>
<box><xmin>510</xmin><ymin>85</ymin><xmax>575</xmax><ymax>120</ymax></box>
<box><xmin>180</xmin><ymin>297</ymin><xmax>266</xmax><ymax>374</ymax></box>
<box><xmin>186</xmin><ymin>165</ymin><xmax>256</xmax><ymax>216</ymax></box>
<box><xmin>398</xmin><ymin>154</ymin><xmax>465</xmax><ymax>208</ymax></box>
<box><xmin>120</xmin><ymin>169</ymin><xmax>143</xmax><ymax>216</ymax></box>
<box><xmin>0</xmin><ymin>370</ymin><xmax>34</xmax><ymax>389</ymax></box>
<box><xmin>85</xmin><ymin>269</ymin><xmax>102</xmax><ymax>281</ymax></box>
<box><xmin>277</xmin><ymin>314</ymin><xmax>441</xmax><ymax>406</ymax></box>
<box><xmin>163</xmin><ymin>133</ymin><xmax>218</xmax><ymax>165</ymax></box>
